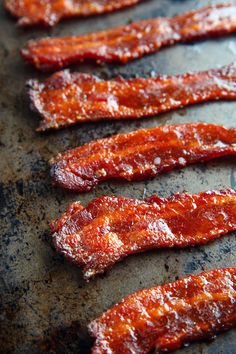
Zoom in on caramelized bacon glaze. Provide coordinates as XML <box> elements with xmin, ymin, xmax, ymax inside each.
<box><xmin>21</xmin><ymin>3</ymin><xmax>236</xmax><ymax>69</ymax></box>
<box><xmin>5</xmin><ymin>0</ymin><xmax>140</xmax><ymax>27</ymax></box>
<box><xmin>89</xmin><ymin>267</ymin><xmax>236</xmax><ymax>353</ymax></box>
<box><xmin>51</xmin><ymin>189</ymin><xmax>236</xmax><ymax>279</ymax></box>
<box><xmin>50</xmin><ymin>123</ymin><xmax>236</xmax><ymax>192</ymax></box>
<box><xmin>28</xmin><ymin>63</ymin><xmax>236</xmax><ymax>131</ymax></box>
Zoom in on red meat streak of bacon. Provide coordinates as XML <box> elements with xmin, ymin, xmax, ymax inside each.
<box><xmin>4</xmin><ymin>0</ymin><xmax>141</xmax><ymax>27</ymax></box>
<box><xmin>50</xmin><ymin>123</ymin><xmax>236</xmax><ymax>192</ymax></box>
<box><xmin>51</xmin><ymin>189</ymin><xmax>236</xmax><ymax>279</ymax></box>
<box><xmin>89</xmin><ymin>267</ymin><xmax>236</xmax><ymax>353</ymax></box>
<box><xmin>28</xmin><ymin>62</ymin><xmax>236</xmax><ymax>131</ymax></box>
<box><xmin>21</xmin><ymin>3</ymin><xmax>236</xmax><ymax>70</ymax></box>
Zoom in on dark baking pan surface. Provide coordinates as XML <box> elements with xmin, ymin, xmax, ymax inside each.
<box><xmin>0</xmin><ymin>0</ymin><xmax>235</xmax><ymax>352</ymax></box>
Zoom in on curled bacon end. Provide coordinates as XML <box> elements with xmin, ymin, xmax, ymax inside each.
<box><xmin>4</xmin><ymin>0</ymin><xmax>140</xmax><ymax>27</ymax></box>
<box><xmin>28</xmin><ymin>63</ymin><xmax>236</xmax><ymax>131</ymax></box>
<box><xmin>51</xmin><ymin>189</ymin><xmax>236</xmax><ymax>279</ymax></box>
<box><xmin>89</xmin><ymin>267</ymin><xmax>236</xmax><ymax>353</ymax></box>
<box><xmin>21</xmin><ymin>3</ymin><xmax>236</xmax><ymax>69</ymax></box>
<box><xmin>50</xmin><ymin>123</ymin><xmax>236</xmax><ymax>192</ymax></box>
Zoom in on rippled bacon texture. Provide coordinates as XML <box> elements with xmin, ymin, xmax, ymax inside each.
<box><xmin>5</xmin><ymin>0</ymin><xmax>140</xmax><ymax>27</ymax></box>
<box><xmin>89</xmin><ymin>267</ymin><xmax>236</xmax><ymax>353</ymax></box>
<box><xmin>28</xmin><ymin>63</ymin><xmax>236</xmax><ymax>131</ymax></box>
<box><xmin>21</xmin><ymin>3</ymin><xmax>236</xmax><ymax>70</ymax></box>
<box><xmin>51</xmin><ymin>189</ymin><xmax>236</xmax><ymax>279</ymax></box>
<box><xmin>50</xmin><ymin>123</ymin><xmax>236</xmax><ymax>192</ymax></box>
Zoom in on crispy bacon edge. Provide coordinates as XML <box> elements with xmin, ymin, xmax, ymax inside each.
<box><xmin>88</xmin><ymin>267</ymin><xmax>236</xmax><ymax>353</ymax></box>
<box><xmin>51</xmin><ymin>189</ymin><xmax>236</xmax><ymax>280</ymax></box>
<box><xmin>21</xmin><ymin>3</ymin><xmax>236</xmax><ymax>69</ymax></box>
<box><xmin>4</xmin><ymin>0</ymin><xmax>141</xmax><ymax>27</ymax></box>
<box><xmin>49</xmin><ymin>123</ymin><xmax>236</xmax><ymax>192</ymax></box>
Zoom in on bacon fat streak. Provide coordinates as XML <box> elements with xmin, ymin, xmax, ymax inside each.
<box><xmin>89</xmin><ymin>267</ymin><xmax>236</xmax><ymax>353</ymax></box>
<box><xmin>51</xmin><ymin>189</ymin><xmax>236</xmax><ymax>279</ymax></box>
<box><xmin>5</xmin><ymin>0</ymin><xmax>140</xmax><ymax>27</ymax></box>
<box><xmin>28</xmin><ymin>63</ymin><xmax>236</xmax><ymax>131</ymax></box>
<box><xmin>22</xmin><ymin>3</ymin><xmax>236</xmax><ymax>69</ymax></box>
<box><xmin>50</xmin><ymin>123</ymin><xmax>236</xmax><ymax>192</ymax></box>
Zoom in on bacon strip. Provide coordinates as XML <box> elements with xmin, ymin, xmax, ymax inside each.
<box><xmin>5</xmin><ymin>0</ymin><xmax>140</xmax><ymax>27</ymax></box>
<box><xmin>89</xmin><ymin>267</ymin><xmax>236</xmax><ymax>353</ymax></box>
<box><xmin>50</xmin><ymin>123</ymin><xmax>236</xmax><ymax>192</ymax></box>
<box><xmin>21</xmin><ymin>3</ymin><xmax>236</xmax><ymax>70</ymax></box>
<box><xmin>28</xmin><ymin>63</ymin><xmax>236</xmax><ymax>131</ymax></box>
<box><xmin>51</xmin><ymin>189</ymin><xmax>236</xmax><ymax>279</ymax></box>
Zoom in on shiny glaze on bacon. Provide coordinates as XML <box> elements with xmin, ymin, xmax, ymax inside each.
<box><xmin>4</xmin><ymin>0</ymin><xmax>140</xmax><ymax>27</ymax></box>
<box><xmin>51</xmin><ymin>189</ymin><xmax>236</xmax><ymax>279</ymax></box>
<box><xmin>28</xmin><ymin>62</ymin><xmax>236</xmax><ymax>131</ymax></box>
<box><xmin>21</xmin><ymin>3</ymin><xmax>236</xmax><ymax>70</ymax></box>
<box><xmin>50</xmin><ymin>123</ymin><xmax>236</xmax><ymax>192</ymax></box>
<box><xmin>89</xmin><ymin>267</ymin><xmax>236</xmax><ymax>353</ymax></box>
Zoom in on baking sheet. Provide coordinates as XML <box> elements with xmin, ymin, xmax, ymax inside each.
<box><xmin>0</xmin><ymin>0</ymin><xmax>236</xmax><ymax>352</ymax></box>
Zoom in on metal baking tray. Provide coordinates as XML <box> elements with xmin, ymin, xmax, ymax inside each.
<box><xmin>1</xmin><ymin>0</ymin><xmax>235</xmax><ymax>352</ymax></box>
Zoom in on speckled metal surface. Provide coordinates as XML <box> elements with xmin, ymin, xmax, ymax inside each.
<box><xmin>0</xmin><ymin>1</ymin><xmax>236</xmax><ymax>353</ymax></box>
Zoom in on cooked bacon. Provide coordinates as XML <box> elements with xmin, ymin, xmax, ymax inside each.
<box><xmin>4</xmin><ymin>0</ymin><xmax>140</xmax><ymax>27</ymax></box>
<box><xmin>50</xmin><ymin>123</ymin><xmax>236</xmax><ymax>192</ymax></box>
<box><xmin>51</xmin><ymin>189</ymin><xmax>236</xmax><ymax>279</ymax></box>
<box><xmin>28</xmin><ymin>62</ymin><xmax>236</xmax><ymax>131</ymax></box>
<box><xmin>89</xmin><ymin>267</ymin><xmax>236</xmax><ymax>353</ymax></box>
<box><xmin>21</xmin><ymin>3</ymin><xmax>236</xmax><ymax>70</ymax></box>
